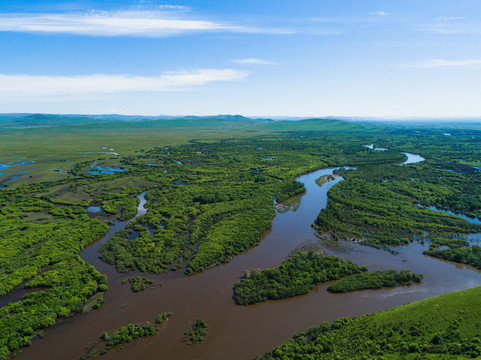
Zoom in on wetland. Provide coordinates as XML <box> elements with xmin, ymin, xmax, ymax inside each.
<box><xmin>1</xmin><ymin>116</ymin><xmax>481</xmax><ymax>360</ymax></box>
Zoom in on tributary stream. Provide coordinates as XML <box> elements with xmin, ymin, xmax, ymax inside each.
<box><xmin>16</xmin><ymin>158</ymin><xmax>481</xmax><ymax>360</ymax></box>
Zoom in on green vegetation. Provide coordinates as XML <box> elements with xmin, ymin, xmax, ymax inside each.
<box><xmin>121</xmin><ymin>276</ymin><xmax>156</xmax><ymax>292</ymax></box>
<box><xmin>275</xmin><ymin>180</ymin><xmax>305</xmax><ymax>203</ymax></box>
<box><xmin>315</xmin><ymin>174</ymin><xmax>336</xmax><ymax>187</ymax></box>
<box><xmin>184</xmin><ymin>319</ymin><xmax>208</xmax><ymax>345</ymax></box>
<box><xmin>6</xmin><ymin>118</ymin><xmax>389</xmax><ymax>358</ymax></box>
<box><xmin>92</xmin><ymin>295</ymin><xmax>105</xmax><ymax>309</ymax></box>
<box><xmin>233</xmin><ymin>251</ymin><xmax>367</xmax><ymax>305</ymax></box>
<box><xmin>155</xmin><ymin>311</ymin><xmax>173</xmax><ymax>324</ymax></box>
<box><xmin>98</xmin><ymin>133</ymin><xmax>372</xmax><ymax>276</ymax></box>
<box><xmin>313</xmin><ymin>128</ymin><xmax>481</xmax><ymax>251</ymax></box>
<box><xmin>102</xmin><ymin>322</ymin><xmax>157</xmax><ymax>351</ymax></box>
<box><xmin>98</xmin><ymin>186</ymin><xmax>140</xmax><ymax>221</ymax></box>
<box><xmin>0</xmin><ymin>115</ymin><xmax>382</xmax><ymax>187</ymax></box>
<box><xmin>315</xmin><ymin>162</ymin><xmax>481</xmax><ymax>248</ymax></box>
<box><xmin>1</xmin><ymin>115</ymin><xmax>481</xmax><ymax>358</ymax></box>
<box><xmin>327</xmin><ymin>270</ymin><xmax>423</xmax><ymax>293</ymax></box>
<box><xmin>424</xmin><ymin>245</ymin><xmax>481</xmax><ymax>270</ymax></box>
<box><xmin>81</xmin><ymin>313</ymin><xmax>172</xmax><ymax>358</ymax></box>
<box><xmin>0</xmin><ymin>187</ymin><xmax>108</xmax><ymax>358</ymax></box>
<box><xmin>259</xmin><ymin>286</ymin><xmax>481</xmax><ymax>359</ymax></box>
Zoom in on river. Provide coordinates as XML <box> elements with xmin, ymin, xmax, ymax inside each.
<box><xmin>15</xmin><ymin>161</ymin><xmax>481</xmax><ymax>360</ymax></box>
<box><xmin>401</xmin><ymin>152</ymin><xmax>425</xmax><ymax>165</ymax></box>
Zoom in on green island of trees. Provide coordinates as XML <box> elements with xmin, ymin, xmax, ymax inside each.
<box><xmin>101</xmin><ymin>322</ymin><xmax>157</xmax><ymax>353</ymax></box>
<box><xmin>259</xmin><ymin>286</ymin><xmax>481</xmax><ymax>359</ymax></box>
<box><xmin>121</xmin><ymin>276</ymin><xmax>157</xmax><ymax>292</ymax></box>
<box><xmin>155</xmin><ymin>311</ymin><xmax>173</xmax><ymax>324</ymax></box>
<box><xmin>81</xmin><ymin>312</ymin><xmax>173</xmax><ymax>358</ymax></box>
<box><xmin>315</xmin><ymin>174</ymin><xmax>336</xmax><ymax>187</ymax></box>
<box><xmin>184</xmin><ymin>318</ymin><xmax>208</xmax><ymax>345</ymax></box>
<box><xmin>327</xmin><ymin>270</ymin><xmax>423</xmax><ymax>293</ymax></box>
<box><xmin>424</xmin><ymin>245</ymin><xmax>481</xmax><ymax>270</ymax></box>
<box><xmin>233</xmin><ymin>251</ymin><xmax>367</xmax><ymax>305</ymax></box>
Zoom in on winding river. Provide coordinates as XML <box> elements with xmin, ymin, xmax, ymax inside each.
<box><xmin>15</xmin><ymin>157</ymin><xmax>481</xmax><ymax>360</ymax></box>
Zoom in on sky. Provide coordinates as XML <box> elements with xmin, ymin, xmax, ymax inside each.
<box><xmin>0</xmin><ymin>0</ymin><xmax>480</xmax><ymax>118</ymax></box>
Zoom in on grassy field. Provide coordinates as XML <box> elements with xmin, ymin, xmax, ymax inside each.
<box><xmin>0</xmin><ymin>116</ymin><xmax>384</xmax><ymax>186</ymax></box>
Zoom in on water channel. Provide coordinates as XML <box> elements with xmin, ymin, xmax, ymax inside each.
<box><xmin>15</xmin><ymin>159</ymin><xmax>481</xmax><ymax>360</ymax></box>
<box><xmin>401</xmin><ymin>152</ymin><xmax>426</xmax><ymax>165</ymax></box>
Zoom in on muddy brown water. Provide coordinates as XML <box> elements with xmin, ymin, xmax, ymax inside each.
<box><xmin>15</xmin><ymin>167</ymin><xmax>481</xmax><ymax>360</ymax></box>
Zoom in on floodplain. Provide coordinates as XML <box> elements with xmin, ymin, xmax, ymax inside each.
<box><xmin>1</xmin><ymin>115</ymin><xmax>481</xmax><ymax>359</ymax></box>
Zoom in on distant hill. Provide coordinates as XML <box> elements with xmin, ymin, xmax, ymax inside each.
<box><xmin>255</xmin><ymin>118</ymin><xmax>381</xmax><ymax>132</ymax></box>
<box><xmin>0</xmin><ymin>113</ymin><xmax>271</xmax><ymax>128</ymax></box>
<box><xmin>0</xmin><ymin>114</ymin><xmax>101</xmax><ymax>127</ymax></box>
<box><xmin>2</xmin><ymin>113</ymin><xmax>480</xmax><ymax>131</ymax></box>
<box><xmin>0</xmin><ymin>113</ymin><xmax>381</xmax><ymax>133</ymax></box>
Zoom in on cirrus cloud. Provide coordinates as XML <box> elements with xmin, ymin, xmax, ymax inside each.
<box><xmin>437</xmin><ymin>16</ymin><xmax>465</xmax><ymax>21</ymax></box>
<box><xmin>404</xmin><ymin>59</ymin><xmax>481</xmax><ymax>68</ymax></box>
<box><xmin>0</xmin><ymin>10</ymin><xmax>291</xmax><ymax>37</ymax></box>
<box><xmin>0</xmin><ymin>69</ymin><xmax>249</xmax><ymax>97</ymax></box>
<box><xmin>370</xmin><ymin>11</ymin><xmax>389</xmax><ymax>16</ymax></box>
<box><xmin>232</xmin><ymin>58</ymin><xmax>278</xmax><ymax>66</ymax></box>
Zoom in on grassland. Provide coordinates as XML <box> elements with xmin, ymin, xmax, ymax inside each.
<box><xmin>0</xmin><ymin>116</ymin><xmax>382</xmax><ymax>187</ymax></box>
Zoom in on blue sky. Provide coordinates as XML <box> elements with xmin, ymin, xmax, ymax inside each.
<box><xmin>0</xmin><ymin>0</ymin><xmax>480</xmax><ymax>117</ymax></box>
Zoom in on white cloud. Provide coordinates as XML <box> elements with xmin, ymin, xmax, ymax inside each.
<box><xmin>422</xmin><ymin>22</ymin><xmax>481</xmax><ymax>34</ymax></box>
<box><xmin>370</xmin><ymin>11</ymin><xmax>389</xmax><ymax>16</ymax></box>
<box><xmin>232</xmin><ymin>58</ymin><xmax>278</xmax><ymax>66</ymax></box>
<box><xmin>0</xmin><ymin>69</ymin><xmax>249</xmax><ymax>97</ymax></box>
<box><xmin>404</xmin><ymin>59</ymin><xmax>481</xmax><ymax>68</ymax></box>
<box><xmin>157</xmin><ymin>5</ymin><xmax>190</xmax><ymax>11</ymax></box>
<box><xmin>437</xmin><ymin>16</ymin><xmax>465</xmax><ymax>21</ymax></box>
<box><xmin>0</xmin><ymin>10</ymin><xmax>288</xmax><ymax>37</ymax></box>
<box><xmin>428</xmin><ymin>27</ymin><xmax>479</xmax><ymax>34</ymax></box>
<box><xmin>0</xmin><ymin>11</ymin><xmax>224</xmax><ymax>36</ymax></box>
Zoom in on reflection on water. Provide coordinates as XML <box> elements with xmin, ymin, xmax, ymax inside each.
<box><xmin>422</xmin><ymin>205</ymin><xmax>481</xmax><ymax>225</ymax></box>
<box><xmin>0</xmin><ymin>159</ymin><xmax>36</xmax><ymax>179</ymax></box>
<box><xmin>401</xmin><ymin>152</ymin><xmax>425</xmax><ymax>165</ymax></box>
<box><xmin>363</xmin><ymin>144</ymin><xmax>388</xmax><ymax>151</ymax></box>
<box><xmin>87</xmin><ymin>166</ymin><xmax>130</xmax><ymax>175</ymax></box>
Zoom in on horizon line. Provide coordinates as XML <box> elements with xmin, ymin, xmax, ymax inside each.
<box><xmin>1</xmin><ymin>112</ymin><xmax>481</xmax><ymax>122</ymax></box>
